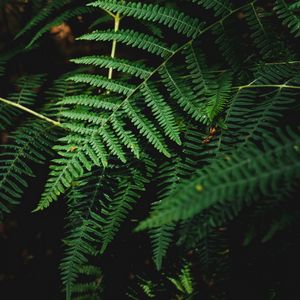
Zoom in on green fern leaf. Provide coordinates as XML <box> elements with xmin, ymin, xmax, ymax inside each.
<box><xmin>100</xmin><ymin>165</ymin><xmax>153</xmax><ymax>253</ymax></box>
<box><xmin>205</xmin><ymin>72</ymin><xmax>232</xmax><ymax>122</ymax></box>
<box><xmin>159</xmin><ymin>65</ymin><xmax>205</xmax><ymax>122</ymax></box>
<box><xmin>141</xmin><ymin>83</ymin><xmax>181</xmax><ymax>145</ymax></box>
<box><xmin>77</xmin><ymin>29</ymin><xmax>174</xmax><ymax>58</ymax></box>
<box><xmin>0</xmin><ymin>121</ymin><xmax>59</xmax><ymax>217</ymax></box>
<box><xmin>89</xmin><ymin>0</ymin><xmax>204</xmax><ymax>38</ymax></box>
<box><xmin>137</xmin><ymin>127</ymin><xmax>300</xmax><ymax>229</ymax></box>
<box><xmin>274</xmin><ymin>0</ymin><xmax>300</xmax><ymax>38</ymax></box>
<box><xmin>68</xmin><ymin>73</ymin><xmax>135</xmax><ymax>95</ymax></box>
<box><xmin>15</xmin><ymin>0</ymin><xmax>71</xmax><ymax>39</ymax></box>
<box><xmin>71</xmin><ymin>56</ymin><xmax>153</xmax><ymax>79</ymax></box>
<box><xmin>26</xmin><ymin>6</ymin><xmax>95</xmax><ymax>48</ymax></box>
<box><xmin>58</xmin><ymin>95</ymin><xmax>121</xmax><ymax>110</ymax></box>
<box><xmin>124</xmin><ymin>100</ymin><xmax>171</xmax><ymax>157</ymax></box>
<box><xmin>0</xmin><ymin>74</ymin><xmax>46</xmax><ymax>130</ymax></box>
<box><xmin>187</xmin><ymin>0</ymin><xmax>233</xmax><ymax>17</ymax></box>
<box><xmin>245</xmin><ymin>4</ymin><xmax>279</xmax><ymax>60</ymax></box>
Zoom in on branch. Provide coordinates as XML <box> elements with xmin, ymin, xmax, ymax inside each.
<box><xmin>235</xmin><ymin>84</ymin><xmax>300</xmax><ymax>90</ymax></box>
<box><xmin>0</xmin><ymin>96</ymin><xmax>63</xmax><ymax>127</ymax></box>
<box><xmin>108</xmin><ymin>12</ymin><xmax>121</xmax><ymax>80</ymax></box>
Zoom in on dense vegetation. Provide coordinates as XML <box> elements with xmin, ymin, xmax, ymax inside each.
<box><xmin>0</xmin><ymin>0</ymin><xmax>300</xmax><ymax>299</ymax></box>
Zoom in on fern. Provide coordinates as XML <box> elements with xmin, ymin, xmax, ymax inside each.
<box><xmin>1</xmin><ymin>0</ymin><xmax>300</xmax><ymax>299</ymax></box>
<box><xmin>14</xmin><ymin>0</ymin><xmax>96</xmax><ymax>48</ymax></box>
<box><xmin>89</xmin><ymin>0</ymin><xmax>204</xmax><ymax>38</ymax></box>
<box><xmin>99</xmin><ymin>165</ymin><xmax>153</xmax><ymax>253</ymax></box>
<box><xmin>245</xmin><ymin>3</ymin><xmax>280</xmax><ymax>60</ymax></box>
<box><xmin>77</xmin><ymin>29</ymin><xmax>174</xmax><ymax>57</ymax></box>
<box><xmin>0</xmin><ymin>120</ymin><xmax>59</xmax><ymax>218</ymax></box>
<box><xmin>168</xmin><ymin>263</ymin><xmax>194</xmax><ymax>295</ymax></box>
<box><xmin>60</xmin><ymin>172</ymin><xmax>104</xmax><ymax>300</ymax></box>
<box><xmin>0</xmin><ymin>74</ymin><xmax>46</xmax><ymax>130</ymax></box>
<box><xmin>71</xmin><ymin>265</ymin><xmax>103</xmax><ymax>300</ymax></box>
<box><xmin>68</xmin><ymin>73</ymin><xmax>135</xmax><ymax>95</ymax></box>
<box><xmin>15</xmin><ymin>0</ymin><xmax>72</xmax><ymax>39</ymax></box>
<box><xmin>205</xmin><ymin>72</ymin><xmax>232</xmax><ymax>122</ymax></box>
<box><xmin>187</xmin><ymin>0</ymin><xmax>233</xmax><ymax>17</ymax></box>
<box><xmin>71</xmin><ymin>56</ymin><xmax>153</xmax><ymax>79</ymax></box>
<box><xmin>138</xmin><ymin>127</ymin><xmax>300</xmax><ymax>228</ymax></box>
<box><xmin>149</xmin><ymin>159</ymin><xmax>181</xmax><ymax>270</ymax></box>
<box><xmin>141</xmin><ymin>83</ymin><xmax>181</xmax><ymax>145</ymax></box>
<box><xmin>274</xmin><ymin>0</ymin><xmax>300</xmax><ymax>38</ymax></box>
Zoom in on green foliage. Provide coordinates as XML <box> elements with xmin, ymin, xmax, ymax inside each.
<box><xmin>89</xmin><ymin>0</ymin><xmax>204</xmax><ymax>38</ymax></box>
<box><xmin>138</xmin><ymin>127</ymin><xmax>300</xmax><ymax>228</ymax></box>
<box><xmin>128</xmin><ymin>262</ymin><xmax>196</xmax><ymax>299</ymax></box>
<box><xmin>14</xmin><ymin>0</ymin><xmax>96</xmax><ymax>48</ymax></box>
<box><xmin>274</xmin><ymin>0</ymin><xmax>300</xmax><ymax>38</ymax></box>
<box><xmin>0</xmin><ymin>0</ymin><xmax>300</xmax><ymax>299</ymax></box>
<box><xmin>0</xmin><ymin>120</ymin><xmax>59</xmax><ymax>218</ymax></box>
<box><xmin>0</xmin><ymin>74</ymin><xmax>46</xmax><ymax>130</ymax></box>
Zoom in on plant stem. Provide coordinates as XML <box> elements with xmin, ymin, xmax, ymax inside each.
<box><xmin>108</xmin><ymin>12</ymin><xmax>121</xmax><ymax>80</ymax></box>
<box><xmin>236</xmin><ymin>84</ymin><xmax>300</xmax><ymax>90</ymax></box>
<box><xmin>0</xmin><ymin>96</ymin><xmax>63</xmax><ymax>127</ymax></box>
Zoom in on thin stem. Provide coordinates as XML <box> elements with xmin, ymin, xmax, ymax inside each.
<box><xmin>235</xmin><ymin>84</ymin><xmax>300</xmax><ymax>90</ymax></box>
<box><xmin>108</xmin><ymin>12</ymin><xmax>121</xmax><ymax>80</ymax></box>
<box><xmin>0</xmin><ymin>96</ymin><xmax>63</xmax><ymax>127</ymax></box>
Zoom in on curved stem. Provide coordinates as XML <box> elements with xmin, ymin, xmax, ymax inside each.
<box><xmin>0</xmin><ymin>96</ymin><xmax>63</xmax><ymax>127</ymax></box>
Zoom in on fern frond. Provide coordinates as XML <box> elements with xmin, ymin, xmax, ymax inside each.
<box><xmin>141</xmin><ymin>83</ymin><xmax>181</xmax><ymax>145</ymax></box>
<box><xmin>89</xmin><ymin>0</ymin><xmax>204</xmax><ymax>38</ymax></box>
<box><xmin>0</xmin><ymin>74</ymin><xmax>46</xmax><ymax>130</ymax></box>
<box><xmin>26</xmin><ymin>6</ymin><xmax>95</xmax><ymax>48</ymax></box>
<box><xmin>138</xmin><ymin>127</ymin><xmax>300</xmax><ymax>229</ymax></box>
<box><xmin>68</xmin><ymin>73</ymin><xmax>135</xmax><ymax>95</ymax></box>
<box><xmin>15</xmin><ymin>0</ymin><xmax>71</xmax><ymax>39</ymax></box>
<box><xmin>159</xmin><ymin>65</ymin><xmax>205</xmax><ymax>122</ymax></box>
<box><xmin>124</xmin><ymin>100</ymin><xmax>171</xmax><ymax>157</ymax></box>
<box><xmin>58</xmin><ymin>95</ymin><xmax>121</xmax><ymax>110</ymax></box>
<box><xmin>183</xmin><ymin>44</ymin><xmax>212</xmax><ymax>101</ymax></box>
<box><xmin>218</xmin><ymin>66</ymin><xmax>300</xmax><ymax>152</ymax></box>
<box><xmin>60</xmin><ymin>221</ymin><xmax>98</xmax><ymax>300</ymax></box>
<box><xmin>149</xmin><ymin>158</ymin><xmax>184</xmax><ymax>270</ymax></box>
<box><xmin>205</xmin><ymin>72</ymin><xmax>232</xmax><ymax>122</ymax></box>
<box><xmin>0</xmin><ymin>120</ymin><xmax>59</xmax><ymax>217</ymax></box>
<box><xmin>245</xmin><ymin>3</ymin><xmax>278</xmax><ymax>60</ymax></box>
<box><xmin>37</xmin><ymin>148</ymin><xmax>93</xmax><ymax>210</ymax></box>
<box><xmin>213</xmin><ymin>21</ymin><xmax>246</xmax><ymax>74</ymax></box>
<box><xmin>100</xmin><ymin>166</ymin><xmax>153</xmax><ymax>253</ymax></box>
<box><xmin>290</xmin><ymin>1</ymin><xmax>300</xmax><ymax>9</ymax></box>
<box><xmin>187</xmin><ymin>0</ymin><xmax>233</xmax><ymax>17</ymax></box>
<box><xmin>71</xmin><ymin>265</ymin><xmax>103</xmax><ymax>300</ymax></box>
<box><xmin>71</xmin><ymin>56</ymin><xmax>153</xmax><ymax>79</ymax></box>
<box><xmin>61</xmin><ymin>109</ymin><xmax>106</xmax><ymax>125</ymax></box>
<box><xmin>168</xmin><ymin>263</ymin><xmax>194</xmax><ymax>295</ymax></box>
<box><xmin>37</xmin><ymin>107</ymin><xmax>158</xmax><ymax>208</ymax></box>
<box><xmin>77</xmin><ymin>29</ymin><xmax>174</xmax><ymax>58</ymax></box>
<box><xmin>60</xmin><ymin>172</ymin><xmax>105</xmax><ymax>300</ymax></box>
<box><xmin>150</xmin><ymin>224</ymin><xmax>174</xmax><ymax>270</ymax></box>
<box><xmin>274</xmin><ymin>0</ymin><xmax>300</xmax><ymax>38</ymax></box>
<box><xmin>111</xmin><ymin>115</ymin><xmax>140</xmax><ymax>158</ymax></box>
<box><xmin>99</xmin><ymin>126</ymin><xmax>127</xmax><ymax>162</ymax></box>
